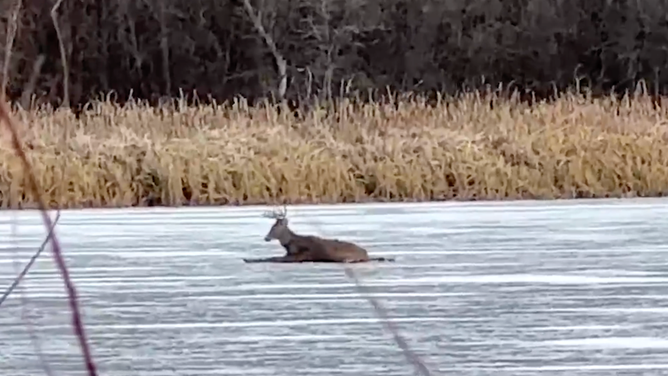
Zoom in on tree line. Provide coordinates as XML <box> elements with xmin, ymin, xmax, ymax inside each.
<box><xmin>0</xmin><ymin>0</ymin><xmax>666</xmax><ymax>109</ymax></box>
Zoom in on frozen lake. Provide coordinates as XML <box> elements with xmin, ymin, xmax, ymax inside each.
<box><xmin>2</xmin><ymin>198</ymin><xmax>668</xmax><ymax>375</ymax></box>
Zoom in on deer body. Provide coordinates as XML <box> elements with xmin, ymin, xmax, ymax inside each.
<box><xmin>243</xmin><ymin>206</ymin><xmax>395</xmax><ymax>263</ymax></box>
<box><xmin>270</xmin><ymin>221</ymin><xmax>370</xmax><ymax>262</ymax></box>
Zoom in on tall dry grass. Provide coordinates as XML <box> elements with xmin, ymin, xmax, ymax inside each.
<box><xmin>1</xmin><ymin>91</ymin><xmax>668</xmax><ymax>209</ymax></box>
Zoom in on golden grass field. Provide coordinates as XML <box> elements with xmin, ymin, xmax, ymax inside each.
<box><xmin>1</xmin><ymin>91</ymin><xmax>668</xmax><ymax>209</ymax></box>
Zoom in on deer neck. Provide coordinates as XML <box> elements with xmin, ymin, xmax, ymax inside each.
<box><xmin>278</xmin><ymin>227</ymin><xmax>296</xmax><ymax>247</ymax></box>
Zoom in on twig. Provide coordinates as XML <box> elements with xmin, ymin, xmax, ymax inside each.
<box><xmin>240</xmin><ymin>0</ymin><xmax>287</xmax><ymax>101</ymax></box>
<box><xmin>0</xmin><ymin>98</ymin><xmax>97</xmax><ymax>375</ymax></box>
<box><xmin>0</xmin><ymin>210</ymin><xmax>61</xmax><ymax>307</ymax></box>
<box><xmin>51</xmin><ymin>0</ymin><xmax>69</xmax><ymax>108</ymax></box>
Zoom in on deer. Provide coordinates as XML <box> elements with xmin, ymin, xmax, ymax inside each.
<box><xmin>243</xmin><ymin>206</ymin><xmax>395</xmax><ymax>263</ymax></box>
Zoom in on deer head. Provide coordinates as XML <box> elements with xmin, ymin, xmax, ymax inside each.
<box><xmin>262</xmin><ymin>205</ymin><xmax>290</xmax><ymax>242</ymax></box>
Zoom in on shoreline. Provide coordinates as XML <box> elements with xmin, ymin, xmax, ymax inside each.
<box><xmin>2</xmin><ymin>196</ymin><xmax>667</xmax><ymax>214</ymax></box>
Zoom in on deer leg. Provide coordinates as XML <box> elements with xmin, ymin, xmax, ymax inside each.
<box><xmin>369</xmin><ymin>257</ymin><xmax>395</xmax><ymax>262</ymax></box>
<box><xmin>291</xmin><ymin>251</ymin><xmax>319</xmax><ymax>263</ymax></box>
<box><xmin>243</xmin><ymin>255</ymin><xmax>300</xmax><ymax>263</ymax></box>
<box><xmin>339</xmin><ymin>257</ymin><xmax>366</xmax><ymax>263</ymax></box>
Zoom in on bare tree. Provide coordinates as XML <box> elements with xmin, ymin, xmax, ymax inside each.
<box><xmin>241</xmin><ymin>0</ymin><xmax>287</xmax><ymax>102</ymax></box>
<box><xmin>51</xmin><ymin>0</ymin><xmax>69</xmax><ymax>107</ymax></box>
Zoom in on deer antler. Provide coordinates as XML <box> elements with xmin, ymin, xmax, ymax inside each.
<box><xmin>262</xmin><ymin>205</ymin><xmax>287</xmax><ymax>219</ymax></box>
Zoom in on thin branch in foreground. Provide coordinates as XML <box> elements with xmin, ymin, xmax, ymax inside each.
<box><xmin>9</xmin><ymin>211</ymin><xmax>55</xmax><ymax>376</ymax></box>
<box><xmin>344</xmin><ymin>267</ymin><xmax>433</xmax><ymax>376</ymax></box>
<box><xmin>305</xmin><ymin>216</ymin><xmax>433</xmax><ymax>376</ymax></box>
<box><xmin>0</xmin><ymin>98</ymin><xmax>97</xmax><ymax>376</ymax></box>
<box><xmin>0</xmin><ymin>210</ymin><xmax>61</xmax><ymax>307</ymax></box>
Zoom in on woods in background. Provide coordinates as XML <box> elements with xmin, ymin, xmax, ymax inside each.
<box><xmin>0</xmin><ymin>0</ymin><xmax>666</xmax><ymax>109</ymax></box>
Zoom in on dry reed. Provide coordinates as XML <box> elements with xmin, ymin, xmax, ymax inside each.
<box><xmin>2</xmin><ymin>91</ymin><xmax>668</xmax><ymax>209</ymax></box>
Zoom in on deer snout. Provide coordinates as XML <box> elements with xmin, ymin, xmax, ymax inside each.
<box><xmin>264</xmin><ymin>235</ymin><xmax>271</xmax><ymax>242</ymax></box>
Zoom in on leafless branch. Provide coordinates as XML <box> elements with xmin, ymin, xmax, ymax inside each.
<box><xmin>241</xmin><ymin>0</ymin><xmax>287</xmax><ymax>101</ymax></box>
<box><xmin>51</xmin><ymin>0</ymin><xmax>69</xmax><ymax>107</ymax></box>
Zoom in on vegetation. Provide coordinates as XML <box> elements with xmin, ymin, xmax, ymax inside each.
<box><xmin>1</xmin><ymin>0</ymin><xmax>667</xmax><ymax>108</ymax></box>
<box><xmin>2</xmin><ymin>0</ymin><xmax>668</xmax><ymax>208</ymax></box>
<box><xmin>0</xmin><ymin>90</ymin><xmax>667</xmax><ymax>209</ymax></box>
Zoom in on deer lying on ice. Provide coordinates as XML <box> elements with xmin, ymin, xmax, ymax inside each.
<box><xmin>243</xmin><ymin>206</ymin><xmax>395</xmax><ymax>263</ymax></box>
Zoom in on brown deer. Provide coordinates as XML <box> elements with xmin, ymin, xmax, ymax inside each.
<box><xmin>243</xmin><ymin>206</ymin><xmax>395</xmax><ymax>263</ymax></box>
